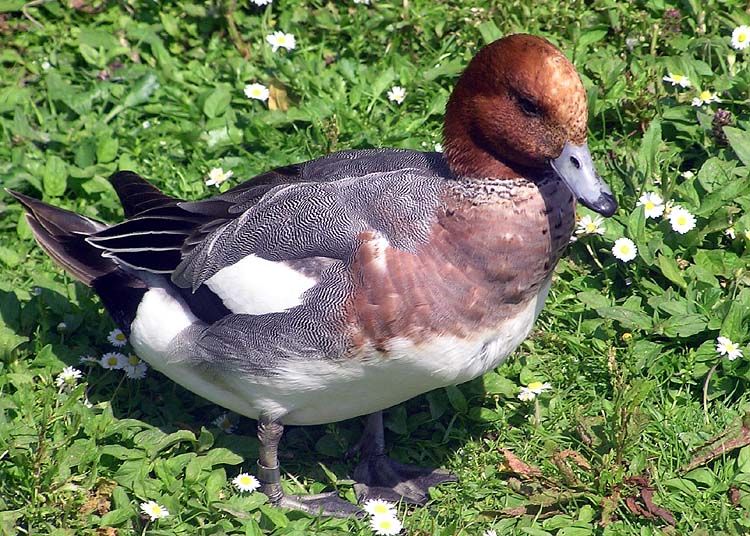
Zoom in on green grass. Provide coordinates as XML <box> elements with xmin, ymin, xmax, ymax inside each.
<box><xmin>1</xmin><ymin>0</ymin><xmax>750</xmax><ymax>534</ymax></box>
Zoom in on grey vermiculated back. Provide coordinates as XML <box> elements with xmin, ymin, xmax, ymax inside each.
<box><xmin>170</xmin><ymin>149</ymin><xmax>452</xmax><ymax>290</ymax></box>
<box><xmin>89</xmin><ymin>149</ymin><xmax>453</xmax><ymax>289</ymax></box>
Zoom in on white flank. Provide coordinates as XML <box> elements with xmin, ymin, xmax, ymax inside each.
<box><xmin>130</xmin><ymin>286</ymin><xmax>197</xmax><ymax>356</ymax></box>
<box><xmin>219</xmin><ymin>278</ymin><xmax>552</xmax><ymax>425</ymax></box>
<box><xmin>128</xmin><ymin>275</ymin><xmax>551</xmax><ymax>427</ymax></box>
<box><xmin>205</xmin><ymin>255</ymin><xmax>317</xmax><ymax>314</ymax></box>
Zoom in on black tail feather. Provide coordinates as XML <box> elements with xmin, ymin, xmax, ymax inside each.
<box><xmin>7</xmin><ymin>189</ymin><xmax>149</xmax><ymax>334</ymax></box>
<box><xmin>110</xmin><ymin>171</ymin><xmax>179</xmax><ymax>218</ymax></box>
<box><xmin>7</xmin><ymin>190</ymin><xmax>111</xmax><ymax>285</ymax></box>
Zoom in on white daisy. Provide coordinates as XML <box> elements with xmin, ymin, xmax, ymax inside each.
<box><xmin>725</xmin><ymin>227</ymin><xmax>736</xmax><ymax>240</ymax></box>
<box><xmin>79</xmin><ymin>354</ymin><xmax>98</xmax><ymax>364</ymax></box>
<box><xmin>387</xmin><ymin>86</ymin><xmax>406</xmax><ymax>104</ymax></box>
<box><xmin>731</xmin><ymin>25</ymin><xmax>750</xmax><ymax>50</ymax></box>
<box><xmin>205</xmin><ymin>168</ymin><xmax>233</xmax><ymax>187</ymax></box>
<box><xmin>518</xmin><ymin>381</ymin><xmax>552</xmax><ymax>402</ymax></box>
<box><xmin>434</xmin><ymin>142</ymin><xmax>443</xmax><ymax>152</ymax></box>
<box><xmin>575</xmin><ymin>214</ymin><xmax>605</xmax><ymax>236</ymax></box>
<box><xmin>363</xmin><ymin>499</ymin><xmax>397</xmax><ymax>517</ymax></box>
<box><xmin>370</xmin><ymin>513</ymin><xmax>402</xmax><ymax>535</ymax></box>
<box><xmin>611</xmin><ymin>237</ymin><xmax>637</xmax><ymax>262</ymax></box>
<box><xmin>484</xmin><ymin>531</ymin><xmax>498</xmax><ymax>536</ymax></box>
<box><xmin>140</xmin><ymin>500</ymin><xmax>169</xmax><ymax>521</ymax></box>
<box><xmin>266</xmin><ymin>31</ymin><xmax>296</xmax><ymax>52</ymax></box>
<box><xmin>213</xmin><ymin>413</ymin><xmax>236</xmax><ymax>434</ymax></box>
<box><xmin>142</xmin><ymin>120</ymin><xmax>151</xmax><ymax>129</ymax></box>
<box><xmin>691</xmin><ymin>90</ymin><xmax>720</xmax><ymax>107</ymax></box>
<box><xmin>668</xmin><ymin>206</ymin><xmax>696</xmax><ymax>234</ymax></box>
<box><xmin>107</xmin><ymin>328</ymin><xmax>128</xmax><ymax>347</ymax></box>
<box><xmin>124</xmin><ymin>354</ymin><xmax>148</xmax><ymax>380</ymax></box>
<box><xmin>244</xmin><ymin>83</ymin><xmax>270</xmax><ymax>102</ymax></box>
<box><xmin>100</xmin><ymin>352</ymin><xmax>126</xmax><ymax>370</ymax></box>
<box><xmin>637</xmin><ymin>192</ymin><xmax>665</xmax><ymax>219</ymax></box>
<box><xmin>662</xmin><ymin>72</ymin><xmax>691</xmax><ymax>88</ymax></box>
<box><xmin>55</xmin><ymin>366</ymin><xmax>83</xmax><ymax>388</ymax></box>
<box><xmin>41</xmin><ymin>60</ymin><xmax>51</xmax><ymax>71</ymax></box>
<box><xmin>716</xmin><ymin>336</ymin><xmax>743</xmax><ymax>361</ymax></box>
<box><xmin>251</xmin><ymin>0</ymin><xmax>272</xmax><ymax>5</ymax></box>
<box><xmin>354</xmin><ymin>0</ymin><xmax>370</xmax><ymax>4</ymax></box>
<box><xmin>232</xmin><ymin>473</ymin><xmax>261</xmax><ymax>492</ymax></box>
<box><xmin>57</xmin><ymin>322</ymin><xmax>67</xmax><ymax>332</ymax></box>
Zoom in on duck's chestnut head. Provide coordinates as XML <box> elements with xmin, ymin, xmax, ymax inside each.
<box><xmin>444</xmin><ymin>34</ymin><xmax>617</xmax><ymax>217</ymax></box>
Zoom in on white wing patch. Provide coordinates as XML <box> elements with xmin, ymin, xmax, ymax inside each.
<box><xmin>205</xmin><ymin>254</ymin><xmax>317</xmax><ymax>315</ymax></box>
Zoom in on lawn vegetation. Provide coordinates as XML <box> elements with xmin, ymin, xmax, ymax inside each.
<box><xmin>1</xmin><ymin>0</ymin><xmax>749</xmax><ymax>534</ymax></box>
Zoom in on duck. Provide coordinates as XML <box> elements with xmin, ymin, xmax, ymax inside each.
<box><xmin>8</xmin><ymin>33</ymin><xmax>617</xmax><ymax>517</ymax></box>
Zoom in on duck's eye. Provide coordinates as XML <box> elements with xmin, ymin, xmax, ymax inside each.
<box><xmin>517</xmin><ymin>96</ymin><xmax>541</xmax><ymax>118</ymax></box>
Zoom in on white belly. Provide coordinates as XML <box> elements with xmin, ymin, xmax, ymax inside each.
<box><xmin>129</xmin><ymin>279</ymin><xmax>551</xmax><ymax>426</ymax></box>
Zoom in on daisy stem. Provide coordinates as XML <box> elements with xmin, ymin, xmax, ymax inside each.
<box><xmin>534</xmin><ymin>398</ymin><xmax>541</xmax><ymax>427</ymax></box>
<box><xmin>223</xmin><ymin>0</ymin><xmax>251</xmax><ymax>59</ymax></box>
<box><xmin>584</xmin><ymin>242</ymin><xmax>605</xmax><ymax>272</ymax></box>
<box><xmin>703</xmin><ymin>362</ymin><xmax>719</xmax><ymax>424</ymax></box>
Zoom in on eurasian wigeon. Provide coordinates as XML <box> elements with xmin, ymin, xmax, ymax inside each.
<box><xmin>9</xmin><ymin>33</ymin><xmax>616</xmax><ymax>517</ymax></box>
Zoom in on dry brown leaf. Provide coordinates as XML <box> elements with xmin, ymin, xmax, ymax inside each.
<box><xmin>268</xmin><ymin>82</ymin><xmax>290</xmax><ymax>112</ymax></box>
<box><xmin>500</xmin><ymin>448</ymin><xmax>542</xmax><ymax>478</ymax></box>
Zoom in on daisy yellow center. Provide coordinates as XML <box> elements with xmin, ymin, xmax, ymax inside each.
<box><xmin>107</xmin><ymin>357</ymin><xmax>118</xmax><ymax>366</ymax></box>
<box><xmin>676</xmin><ymin>215</ymin><xmax>687</xmax><ymax>225</ymax></box>
<box><xmin>148</xmin><ymin>505</ymin><xmax>164</xmax><ymax>516</ymax></box>
<box><xmin>372</xmin><ymin>504</ymin><xmax>390</xmax><ymax>515</ymax></box>
<box><xmin>699</xmin><ymin>90</ymin><xmax>711</xmax><ymax>100</ymax></box>
<box><xmin>672</xmin><ymin>74</ymin><xmax>684</xmax><ymax>82</ymax></box>
<box><xmin>618</xmin><ymin>244</ymin><xmax>632</xmax><ymax>254</ymax></box>
<box><xmin>251</xmin><ymin>89</ymin><xmax>263</xmax><ymax>96</ymax></box>
<box><xmin>376</xmin><ymin>518</ymin><xmax>395</xmax><ymax>529</ymax></box>
<box><xmin>726</xmin><ymin>342</ymin><xmax>737</xmax><ymax>352</ymax></box>
<box><xmin>278</xmin><ymin>36</ymin><xmax>288</xmax><ymax>45</ymax></box>
<box><xmin>115</xmin><ymin>333</ymin><xmax>126</xmax><ymax>341</ymax></box>
<box><xmin>238</xmin><ymin>475</ymin><xmax>253</xmax><ymax>485</ymax></box>
<box><xmin>645</xmin><ymin>201</ymin><xmax>654</xmax><ymax>210</ymax></box>
<box><xmin>527</xmin><ymin>381</ymin><xmax>544</xmax><ymax>390</ymax></box>
<box><xmin>128</xmin><ymin>355</ymin><xmax>140</xmax><ymax>366</ymax></box>
<box><xmin>740</xmin><ymin>33</ymin><xmax>747</xmax><ymax>43</ymax></box>
<box><xmin>586</xmin><ymin>223</ymin><xmax>598</xmax><ymax>232</ymax></box>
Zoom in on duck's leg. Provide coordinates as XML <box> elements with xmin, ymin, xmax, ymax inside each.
<box><xmin>256</xmin><ymin>415</ymin><xmax>362</xmax><ymax>518</ymax></box>
<box><xmin>353</xmin><ymin>411</ymin><xmax>457</xmax><ymax>504</ymax></box>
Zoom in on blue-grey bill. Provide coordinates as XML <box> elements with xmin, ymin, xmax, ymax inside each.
<box><xmin>550</xmin><ymin>142</ymin><xmax>617</xmax><ymax>217</ymax></box>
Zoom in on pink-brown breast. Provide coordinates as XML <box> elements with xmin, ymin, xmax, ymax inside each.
<box><xmin>345</xmin><ymin>176</ymin><xmax>575</xmax><ymax>352</ymax></box>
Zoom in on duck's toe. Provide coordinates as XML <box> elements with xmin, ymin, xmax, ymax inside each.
<box><xmin>275</xmin><ymin>491</ymin><xmax>364</xmax><ymax>518</ymax></box>
<box><xmin>353</xmin><ymin>454</ymin><xmax>458</xmax><ymax>505</ymax></box>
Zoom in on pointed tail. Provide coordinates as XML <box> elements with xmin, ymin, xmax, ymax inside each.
<box><xmin>7</xmin><ymin>189</ymin><xmax>114</xmax><ymax>285</ymax></box>
<box><xmin>7</xmin><ymin>189</ymin><xmax>148</xmax><ymax>331</ymax></box>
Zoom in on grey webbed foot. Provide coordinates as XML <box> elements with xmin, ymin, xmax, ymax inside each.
<box><xmin>352</xmin><ymin>411</ymin><xmax>457</xmax><ymax>505</ymax></box>
<box><xmin>274</xmin><ymin>489</ymin><xmax>364</xmax><ymax>518</ymax></box>
<box><xmin>353</xmin><ymin>453</ymin><xmax>458</xmax><ymax>504</ymax></box>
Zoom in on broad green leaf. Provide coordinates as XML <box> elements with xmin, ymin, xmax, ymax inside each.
<box><xmin>123</xmin><ymin>73</ymin><xmax>159</xmax><ymax>109</ymax></box>
<box><xmin>96</xmin><ymin>136</ymin><xmax>119</xmax><ymax>164</ymax></box>
<box><xmin>724</xmin><ymin>126</ymin><xmax>750</xmax><ymax>166</ymax></box>
<box><xmin>477</xmin><ymin>20</ymin><xmax>502</xmax><ymax>45</ymax></box>
<box><xmin>43</xmin><ymin>155</ymin><xmax>68</xmax><ymax>197</ymax></box>
<box><xmin>483</xmin><ymin>372</ymin><xmax>518</xmax><ymax>397</ymax></box>
<box><xmin>445</xmin><ymin>385</ymin><xmax>468</xmax><ymax>413</ymax></box>
<box><xmin>627</xmin><ymin>205</ymin><xmax>646</xmax><ymax>244</ymax></box>
<box><xmin>656</xmin><ymin>255</ymin><xmax>687</xmax><ymax>289</ymax></box>
<box><xmin>636</xmin><ymin>119</ymin><xmax>661</xmax><ymax>178</ymax></box>
<box><xmin>658</xmin><ymin>314</ymin><xmax>707</xmax><ymax>338</ymax></box>
<box><xmin>596</xmin><ymin>306</ymin><xmax>653</xmax><ymax>330</ymax></box>
<box><xmin>203</xmin><ymin>87</ymin><xmax>232</xmax><ymax>118</ymax></box>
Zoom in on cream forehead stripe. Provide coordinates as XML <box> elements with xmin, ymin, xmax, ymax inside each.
<box><xmin>543</xmin><ymin>54</ymin><xmax>587</xmax><ymax>144</ymax></box>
